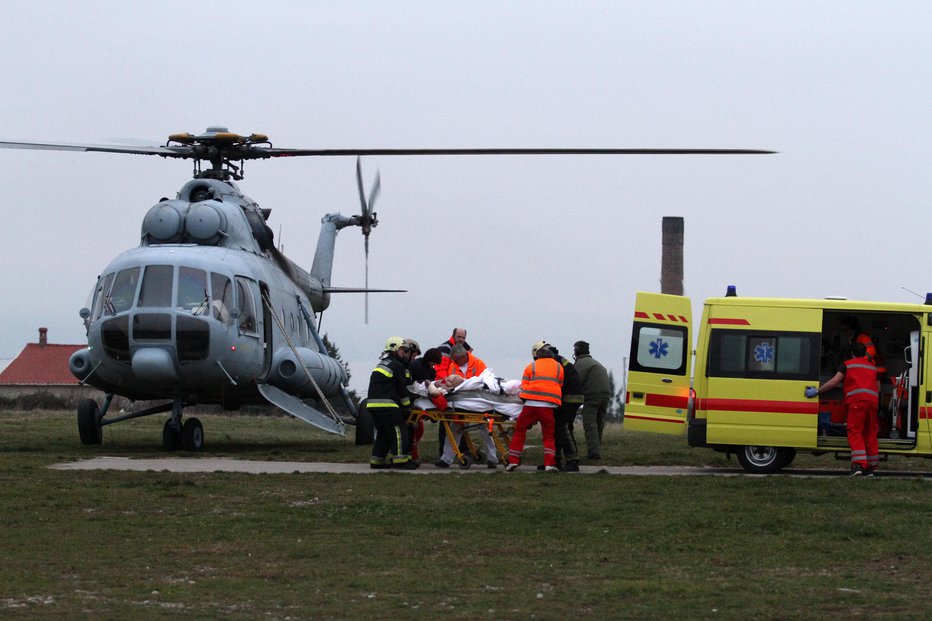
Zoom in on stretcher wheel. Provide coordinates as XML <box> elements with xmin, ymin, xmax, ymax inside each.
<box><xmin>457</xmin><ymin>455</ymin><xmax>471</xmax><ymax>469</ymax></box>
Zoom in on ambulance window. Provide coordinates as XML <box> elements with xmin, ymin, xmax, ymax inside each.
<box><xmin>776</xmin><ymin>336</ymin><xmax>812</xmax><ymax>374</ymax></box>
<box><xmin>630</xmin><ymin>323</ymin><xmax>687</xmax><ymax>374</ymax></box>
<box><xmin>708</xmin><ymin>330</ymin><xmax>817</xmax><ymax>380</ymax></box>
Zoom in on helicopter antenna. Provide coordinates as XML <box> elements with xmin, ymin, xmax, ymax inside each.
<box><xmin>356</xmin><ymin>157</ymin><xmax>380</xmax><ymax>324</ymax></box>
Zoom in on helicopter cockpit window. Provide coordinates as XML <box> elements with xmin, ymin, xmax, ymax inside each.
<box><xmin>235</xmin><ymin>277</ymin><xmax>258</xmax><ymax>334</ymax></box>
<box><xmin>210</xmin><ymin>273</ymin><xmax>234</xmax><ymax>324</ymax></box>
<box><xmin>108</xmin><ymin>268</ymin><xmax>141</xmax><ymax>314</ymax></box>
<box><xmin>177</xmin><ymin>267</ymin><xmax>208</xmax><ymax>315</ymax></box>
<box><xmin>138</xmin><ymin>265</ymin><xmax>174</xmax><ymax>308</ymax></box>
<box><xmin>93</xmin><ymin>273</ymin><xmax>115</xmax><ymax>320</ymax></box>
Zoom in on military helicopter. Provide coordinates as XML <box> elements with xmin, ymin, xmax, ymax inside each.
<box><xmin>0</xmin><ymin>127</ymin><xmax>772</xmax><ymax>451</ymax></box>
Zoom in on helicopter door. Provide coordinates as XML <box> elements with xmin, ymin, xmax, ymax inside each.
<box><xmin>259</xmin><ymin>282</ymin><xmax>273</xmax><ymax>377</ymax></box>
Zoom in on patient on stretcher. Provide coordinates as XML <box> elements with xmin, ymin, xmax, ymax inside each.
<box><xmin>408</xmin><ymin>368</ymin><xmax>523</xmax><ymax>418</ymax></box>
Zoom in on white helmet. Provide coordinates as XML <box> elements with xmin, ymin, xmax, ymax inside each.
<box><xmin>531</xmin><ymin>340</ymin><xmax>551</xmax><ymax>358</ymax></box>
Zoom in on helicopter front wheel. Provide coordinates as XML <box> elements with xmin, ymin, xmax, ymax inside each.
<box><xmin>182</xmin><ymin>418</ymin><xmax>205</xmax><ymax>451</ymax></box>
<box><xmin>77</xmin><ymin>398</ymin><xmax>102</xmax><ymax>445</ymax></box>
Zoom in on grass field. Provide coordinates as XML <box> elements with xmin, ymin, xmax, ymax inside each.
<box><xmin>1</xmin><ymin>411</ymin><xmax>930</xmax><ymax>620</ymax></box>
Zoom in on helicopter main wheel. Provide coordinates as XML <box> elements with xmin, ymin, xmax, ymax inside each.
<box><xmin>182</xmin><ymin>418</ymin><xmax>205</xmax><ymax>451</ymax></box>
<box><xmin>76</xmin><ymin>398</ymin><xmax>102</xmax><ymax>445</ymax></box>
<box><xmin>354</xmin><ymin>400</ymin><xmax>374</xmax><ymax>446</ymax></box>
<box><xmin>162</xmin><ymin>420</ymin><xmax>182</xmax><ymax>451</ymax></box>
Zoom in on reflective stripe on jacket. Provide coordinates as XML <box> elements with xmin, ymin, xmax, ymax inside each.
<box><xmin>520</xmin><ymin>358</ymin><xmax>564</xmax><ymax>405</ymax></box>
<box><xmin>367</xmin><ymin>357</ymin><xmax>411</xmax><ymax>410</ymax></box>
<box><xmin>843</xmin><ymin>357</ymin><xmax>879</xmax><ymax>405</ymax></box>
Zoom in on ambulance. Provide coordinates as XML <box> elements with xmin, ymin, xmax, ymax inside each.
<box><xmin>625</xmin><ymin>290</ymin><xmax>932</xmax><ymax>473</ymax></box>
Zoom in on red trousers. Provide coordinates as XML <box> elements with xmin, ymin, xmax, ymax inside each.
<box><xmin>507</xmin><ymin>405</ymin><xmax>557</xmax><ymax>466</ymax></box>
<box><xmin>846</xmin><ymin>400</ymin><xmax>879</xmax><ymax>470</ymax></box>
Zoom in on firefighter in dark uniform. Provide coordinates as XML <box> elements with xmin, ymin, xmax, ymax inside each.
<box><xmin>553</xmin><ymin>346</ymin><xmax>583</xmax><ymax>471</ymax></box>
<box><xmin>367</xmin><ymin>336</ymin><xmax>419</xmax><ymax>470</ymax></box>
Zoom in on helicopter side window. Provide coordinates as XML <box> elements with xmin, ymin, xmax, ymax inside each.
<box><xmin>177</xmin><ymin>267</ymin><xmax>208</xmax><ymax>315</ymax></box>
<box><xmin>108</xmin><ymin>268</ymin><xmax>141</xmax><ymax>314</ymax></box>
<box><xmin>235</xmin><ymin>277</ymin><xmax>258</xmax><ymax>334</ymax></box>
<box><xmin>93</xmin><ymin>273</ymin><xmax>115</xmax><ymax>320</ymax></box>
<box><xmin>138</xmin><ymin>265</ymin><xmax>174</xmax><ymax>308</ymax></box>
<box><xmin>210</xmin><ymin>273</ymin><xmax>234</xmax><ymax>324</ymax></box>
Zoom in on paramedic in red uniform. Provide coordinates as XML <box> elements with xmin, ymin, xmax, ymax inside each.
<box><xmin>805</xmin><ymin>341</ymin><xmax>880</xmax><ymax>476</ymax></box>
<box><xmin>506</xmin><ymin>341</ymin><xmax>564</xmax><ymax>473</ymax></box>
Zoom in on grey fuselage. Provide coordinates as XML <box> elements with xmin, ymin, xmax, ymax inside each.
<box><xmin>69</xmin><ymin>178</ymin><xmax>348</xmax><ymax>407</ymax></box>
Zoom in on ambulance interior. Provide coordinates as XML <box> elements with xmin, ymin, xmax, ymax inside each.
<box><xmin>817</xmin><ymin>311</ymin><xmax>920</xmax><ymax>447</ymax></box>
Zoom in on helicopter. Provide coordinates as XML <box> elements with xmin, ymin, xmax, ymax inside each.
<box><xmin>0</xmin><ymin>127</ymin><xmax>773</xmax><ymax>451</ymax></box>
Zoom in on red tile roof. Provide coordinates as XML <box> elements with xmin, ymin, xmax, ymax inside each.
<box><xmin>0</xmin><ymin>343</ymin><xmax>84</xmax><ymax>385</ymax></box>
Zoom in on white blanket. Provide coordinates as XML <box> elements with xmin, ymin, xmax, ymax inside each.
<box><xmin>409</xmin><ymin>368</ymin><xmax>523</xmax><ymax>419</ymax></box>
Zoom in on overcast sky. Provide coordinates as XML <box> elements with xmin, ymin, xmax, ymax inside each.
<box><xmin>1</xmin><ymin>1</ymin><xmax>930</xmax><ymax>395</ymax></box>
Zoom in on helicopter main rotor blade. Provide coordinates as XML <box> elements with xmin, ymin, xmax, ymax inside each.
<box><xmin>267</xmin><ymin>147</ymin><xmax>776</xmax><ymax>157</ymax></box>
<box><xmin>322</xmin><ymin>287</ymin><xmax>407</xmax><ymax>293</ymax></box>
<box><xmin>0</xmin><ymin>139</ymin><xmax>188</xmax><ymax>157</ymax></box>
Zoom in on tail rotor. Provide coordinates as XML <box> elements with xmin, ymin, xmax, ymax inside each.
<box><xmin>356</xmin><ymin>157</ymin><xmax>380</xmax><ymax>323</ymax></box>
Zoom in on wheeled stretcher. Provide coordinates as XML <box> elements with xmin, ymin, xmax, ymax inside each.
<box><xmin>406</xmin><ymin>370</ymin><xmax>524</xmax><ymax>467</ymax></box>
<box><xmin>407</xmin><ymin>407</ymin><xmax>515</xmax><ymax>467</ymax></box>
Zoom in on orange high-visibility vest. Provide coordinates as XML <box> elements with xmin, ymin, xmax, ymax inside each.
<box><xmin>519</xmin><ymin>358</ymin><xmax>564</xmax><ymax>405</ymax></box>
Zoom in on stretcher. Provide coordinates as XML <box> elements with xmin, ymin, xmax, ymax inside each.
<box><xmin>406</xmin><ymin>370</ymin><xmax>524</xmax><ymax>467</ymax></box>
<box><xmin>407</xmin><ymin>406</ymin><xmax>515</xmax><ymax>468</ymax></box>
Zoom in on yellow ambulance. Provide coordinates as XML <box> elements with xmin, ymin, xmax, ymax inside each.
<box><xmin>625</xmin><ymin>290</ymin><xmax>931</xmax><ymax>473</ymax></box>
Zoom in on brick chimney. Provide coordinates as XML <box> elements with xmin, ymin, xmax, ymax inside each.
<box><xmin>661</xmin><ymin>217</ymin><xmax>684</xmax><ymax>296</ymax></box>
<box><xmin>38</xmin><ymin>327</ymin><xmax>48</xmax><ymax>346</ymax></box>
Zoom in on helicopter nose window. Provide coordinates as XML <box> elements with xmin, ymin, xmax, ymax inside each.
<box><xmin>210</xmin><ymin>273</ymin><xmax>234</xmax><ymax>324</ymax></box>
<box><xmin>177</xmin><ymin>267</ymin><xmax>209</xmax><ymax>314</ymax></box>
<box><xmin>138</xmin><ymin>265</ymin><xmax>174</xmax><ymax>308</ymax></box>
<box><xmin>92</xmin><ymin>272</ymin><xmax>115</xmax><ymax>320</ymax></box>
<box><xmin>108</xmin><ymin>268</ymin><xmax>141</xmax><ymax>314</ymax></box>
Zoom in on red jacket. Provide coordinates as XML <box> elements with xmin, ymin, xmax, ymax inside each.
<box><xmin>843</xmin><ymin>356</ymin><xmax>880</xmax><ymax>405</ymax></box>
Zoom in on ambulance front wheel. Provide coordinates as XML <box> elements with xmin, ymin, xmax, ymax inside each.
<box><xmin>735</xmin><ymin>445</ymin><xmax>794</xmax><ymax>474</ymax></box>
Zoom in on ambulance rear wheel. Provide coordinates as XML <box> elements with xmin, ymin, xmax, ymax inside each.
<box><xmin>736</xmin><ymin>445</ymin><xmax>792</xmax><ymax>474</ymax></box>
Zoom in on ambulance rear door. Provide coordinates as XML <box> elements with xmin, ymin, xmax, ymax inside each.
<box><xmin>625</xmin><ymin>293</ymin><xmax>692</xmax><ymax>435</ymax></box>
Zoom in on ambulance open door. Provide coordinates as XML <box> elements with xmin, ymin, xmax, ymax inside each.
<box><xmin>625</xmin><ymin>293</ymin><xmax>692</xmax><ymax>435</ymax></box>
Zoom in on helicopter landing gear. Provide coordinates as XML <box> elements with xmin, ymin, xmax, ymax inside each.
<box><xmin>162</xmin><ymin>420</ymin><xmax>182</xmax><ymax>451</ymax></box>
<box><xmin>182</xmin><ymin>418</ymin><xmax>204</xmax><ymax>451</ymax></box>
<box><xmin>162</xmin><ymin>399</ymin><xmax>203</xmax><ymax>451</ymax></box>
<box><xmin>77</xmin><ymin>398</ymin><xmax>102</xmax><ymax>445</ymax></box>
